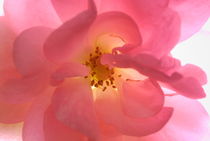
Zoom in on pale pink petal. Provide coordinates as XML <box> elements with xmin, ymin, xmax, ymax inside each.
<box><xmin>4</xmin><ymin>0</ymin><xmax>61</xmax><ymax>34</ymax></box>
<box><xmin>88</xmin><ymin>11</ymin><xmax>142</xmax><ymax>48</ymax></box>
<box><xmin>95</xmin><ymin>91</ymin><xmax>173</xmax><ymax>137</ymax></box>
<box><xmin>0</xmin><ymin>72</ymin><xmax>49</xmax><ymax>104</ymax></box>
<box><xmin>23</xmin><ymin>88</ymin><xmax>54</xmax><ymax>141</ymax></box>
<box><xmin>50</xmin><ymin>62</ymin><xmax>89</xmax><ymax>86</ymax></box>
<box><xmin>177</xmin><ymin>64</ymin><xmax>207</xmax><ymax>85</ymax></box>
<box><xmin>51</xmin><ymin>78</ymin><xmax>100</xmax><ymax>140</ymax></box>
<box><xmin>44</xmin><ymin>0</ymin><xmax>96</xmax><ymax>64</ymax></box>
<box><xmin>43</xmin><ymin>106</ymin><xmax>87</xmax><ymax>141</ymax></box>
<box><xmin>13</xmin><ymin>26</ymin><xmax>53</xmax><ymax>76</ymax></box>
<box><xmin>169</xmin><ymin>0</ymin><xmax>210</xmax><ymax>40</ymax></box>
<box><xmin>134</xmin><ymin>9</ymin><xmax>180</xmax><ymax>58</ymax></box>
<box><xmin>0</xmin><ymin>101</ymin><xmax>32</xmax><ymax>124</ymax></box>
<box><xmin>121</xmin><ymin>79</ymin><xmax>164</xmax><ymax>118</ymax></box>
<box><xmin>138</xmin><ymin>95</ymin><xmax>210</xmax><ymax>141</ymax></box>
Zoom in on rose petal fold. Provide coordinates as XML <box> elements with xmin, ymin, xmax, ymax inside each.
<box><xmin>138</xmin><ymin>95</ymin><xmax>210</xmax><ymax>141</ymax></box>
<box><xmin>88</xmin><ymin>11</ymin><xmax>142</xmax><ymax>50</ymax></box>
<box><xmin>51</xmin><ymin>0</ymin><xmax>98</xmax><ymax>22</ymax></box>
<box><xmin>168</xmin><ymin>77</ymin><xmax>206</xmax><ymax>99</ymax></box>
<box><xmin>95</xmin><ymin>90</ymin><xmax>173</xmax><ymax>137</ymax></box>
<box><xmin>13</xmin><ymin>26</ymin><xmax>53</xmax><ymax>76</ymax></box>
<box><xmin>44</xmin><ymin>0</ymin><xmax>96</xmax><ymax>64</ymax></box>
<box><xmin>51</xmin><ymin>78</ymin><xmax>99</xmax><ymax>140</ymax></box>
<box><xmin>4</xmin><ymin>0</ymin><xmax>61</xmax><ymax>34</ymax></box>
<box><xmin>121</xmin><ymin>79</ymin><xmax>164</xmax><ymax>118</ymax></box>
<box><xmin>177</xmin><ymin>64</ymin><xmax>207</xmax><ymax>85</ymax></box>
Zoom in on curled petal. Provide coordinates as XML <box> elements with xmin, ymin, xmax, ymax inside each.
<box><xmin>44</xmin><ymin>106</ymin><xmax>87</xmax><ymax>141</ymax></box>
<box><xmin>101</xmin><ymin>54</ymin><xmax>181</xmax><ymax>82</ymax></box>
<box><xmin>177</xmin><ymin>64</ymin><xmax>207</xmax><ymax>85</ymax></box>
<box><xmin>44</xmin><ymin>0</ymin><xmax>96</xmax><ymax>64</ymax></box>
<box><xmin>4</xmin><ymin>0</ymin><xmax>61</xmax><ymax>34</ymax></box>
<box><xmin>168</xmin><ymin>77</ymin><xmax>206</xmax><ymax>99</ymax></box>
<box><xmin>95</xmin><ymin>91</ymin><xmax>173</xmax><ymax>137</ymax></box>
<box><xmin>121</xmin><ymin>79</ymin><xmax>164</xmax><ymax>118</ymax></box>
<box><xmin>88</xmin><ymin>11</ymin><xmax>142</xmax><ymax>49</ymax></box>
<box><xmin>13</xmin><ymin>26</ymin><xmax>53</xmax><ymax>76</ymax></box>
<box><xmin>51</xmin><ymin>78</ymin><xmax>99</xmax><ymax>140</ymax></box>
<box><xmin>51</xmin><ymin>0</ymin><xmax>100</xmax><ymax>22</ymax></box>
<box><xmin>138</xmin><ymin>96</ymin><xmax>210</xmax><ymax>141</ymax></box>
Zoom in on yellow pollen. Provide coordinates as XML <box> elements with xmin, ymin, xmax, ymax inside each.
<box><xmin>84</xmin><ymin>46</ymin><xmax>120</xmax><ymax>92</ymax></box>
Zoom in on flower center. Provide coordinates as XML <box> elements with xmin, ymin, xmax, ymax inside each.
<box><xmin>84</xmin><ymin>47</ymin><xmax>121</xmax><ymax>91</ymax></box>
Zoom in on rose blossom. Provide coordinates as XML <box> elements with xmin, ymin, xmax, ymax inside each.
<box><xmin>0</xmin><ymin>0</ymin><xmax>210</xmax><ymax>141</ymax></box>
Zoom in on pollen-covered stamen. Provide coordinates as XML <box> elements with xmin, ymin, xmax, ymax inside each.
<box><xmin>84</xmin><ymin>46</ymin><xmax>121</xmax><ymax>91</ymax></box>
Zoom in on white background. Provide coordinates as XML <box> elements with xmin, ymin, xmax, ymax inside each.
<box><xmin>0</xmin><ymin>0</ymin><xmax>210</xmax><ymax>140</ymax></box>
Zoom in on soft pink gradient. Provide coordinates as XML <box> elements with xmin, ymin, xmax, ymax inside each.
<box><xmin>0</xmin><ymin>0</ymin><xmax>210</xmax><ymax>141</ymax></box>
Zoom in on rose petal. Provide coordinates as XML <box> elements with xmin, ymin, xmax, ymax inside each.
<box><xmin>0</xmin><ymin>72</ymin><xmax>49</xmax><ymax>104</ymax></box>
<box><xmin>95</xmin><ymin>90</ymin><xmax>173</xmax><ymax>136</ymax></box>
<box><xmin>0</xmin><ymin>101</ymin><xmax>32</xmax><ymax>124</ymax></box>
<box><xmin>137</xmin><ymin>95</ymin><xmax>210</xmax><ymax>141</ymax></box>
<box><xmin>167</xmin><ymin>77</ymin><xmax>206</xmax><ymax>99</ymax></box>
<box><xmin>0</xmin><ymin>16</ymin><xmax>15</xmax><ymax>72</ymax></box>
<box><xmin>101</xmin><ymin>54</ymin><xmax>181</xmax><ymax>82</ymax></box>
<box><xmin>51</xmin><ymin>62</ymin><xmax>89</xmax><ymax>86</ymax></box>
<box><xmin>177</xmin><ymin>64</ymin><xmax>207</xmax><ymax>85</ymax></box>
<box><xmin>43</xmin><ymin>106</ymin><xmax>87</xmax><ymax>141</ymax></box>
<box><xmin>88</xmin><ymin>11</ymin><xmax>142</xmax><ymax>50</ymax></box>
<box><xmin>44</xmin><ymin>0</ymin><xmax>96</xmax><ymax>64</ymax></box>
<box><xmin>23</xmin><ymin>88</ymin><xmax>54</xmax><ymax>141</ymax></box>
<box><xmin>99</xmin><ymin>0</ymin><xmax>180</xmax><ymax>57</ymax></box>
<box><xmin>121</xmin><ymin>79</ymin><xmax>164</xmax><ymax>118</ymax></box>
<box><xmin>4</xmin><ymin>0</ymin><xmax>61</xmax><ymax>34</ymax></box>
<box><xmin>169</xmin><ymin>0</ymin><xmax>210</xmax><ymax>40</ymax></box>
<box><xmin>13</xmin><ymin>26</ymin><xmax>53</xmax><ymax>76</ymax></box>
<box><xmin>51</xmin><ymin>78</ymin><xmax>99</xmax><ymax>140</ymax></box>
<box><xmin>51</xmin><ymin>0</ymin><xmax>87</xmax><ymax>22</ymax></box>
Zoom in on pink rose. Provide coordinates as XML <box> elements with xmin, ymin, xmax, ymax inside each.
<box><xmin>0</xmin><ymin>0</ymin><xmax>210</xmax><ymax>141</ymax></box>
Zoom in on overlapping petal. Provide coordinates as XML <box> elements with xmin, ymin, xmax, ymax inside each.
<box><xmin>0</xmin><ymin>72</ymin><xmax>49</xmax><ymax>104</ymax></box>
<box><xmin>22</xmin><ymin>88</ymin><xmax>54</xmax><ymax>141</ymax></box>
<box><xmin>95</xmin><ymin>89</ymin><xmax>173</xmax><ymax>137</ymax></box>
<box><xmin>51</xmin><ymin>78</ymin><xmax>100</xmax><ymax>140</ymax></box>
<box><xmin>136</xmin><ymin>95</ymin><xmax>210</xmax><ymax>141</ymax></box>
<box><xmin>4</xmin><ymin>0</ymin><xmax>61</xmax><ymax>34</ymax></box>
<box><xmin>13</xmin><ymin>26</ymin><xmax>53</xmax><ymax>76</ymax></box>
<box><xmin>88</xmin><ymin>11</ymin><xmax>142</xmax><ymax>50</ymax></box>
<box><xmin>44</xmin><ymin>0</ymin><xmax>97</xmax><ymax>64</ymax></box>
